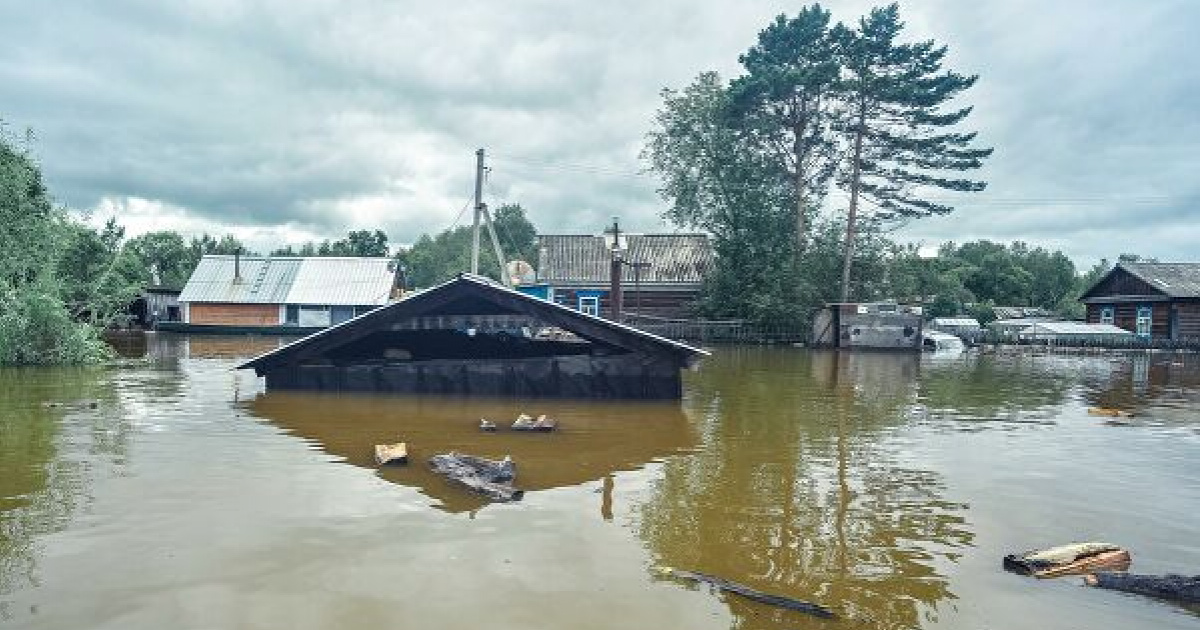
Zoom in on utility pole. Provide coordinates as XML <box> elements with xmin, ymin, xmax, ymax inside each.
<box><xmin>606</xmin><ymin>217</ymin><xmax>624</xmax><ymax>321</ymax></box>
<box><xmin>483</xmin><ymin>205</ymin><xmax>513</xmax><ymax>288</ymax></box>
<box><xmin>471</xmin><ymin>148</ymin><xmax>485</xmax><ymax>275</ymax></box>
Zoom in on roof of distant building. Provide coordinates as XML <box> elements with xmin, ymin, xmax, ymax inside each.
<box><xmin>930</xmin><ymin>317</ymin><xmax>981</xmax><ymax>327</ymax></box>
<box><xmin>178</xmin><ymin>256</ymin><xmax>395</xmax><ymax>305</ymax></box>
<box><xmin>1020</xmin><ymin>322</ymin><xmax>1131</xmax><ymax>335</ymax></box>
<box><xmin>537</xmin><ymin>234</ymin><xmax>713</xmax><ymax>285</ymax></box>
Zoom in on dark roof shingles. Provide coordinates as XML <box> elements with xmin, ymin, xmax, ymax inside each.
<box><xmin>538</xmin><ymin>234</ymin><xmax>713</xmax><ymax>284</ymax></box>
<box><xmin>1120</xmin><ymin>262</ymin><xmax>1200</xmax><ymax>298</ymax></box>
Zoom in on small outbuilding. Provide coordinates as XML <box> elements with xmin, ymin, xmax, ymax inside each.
<box><xmin>238</xmin><ymin>274</ymin><xmax>708</xmax><ymax>399</ymax></box>
<box><xmin>170</xmin><ymin>255</ymin><xmax>399</xmax><ymax>333</ymax></box>
<box><xmin>811</xmin><ymin>302</ymin><xmax>924</xmax><ymax>350</ymax></box>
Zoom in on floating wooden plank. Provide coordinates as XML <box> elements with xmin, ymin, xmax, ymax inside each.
<box><xmin>1003</xmin><ymin>542</ymin><xmax>1129</xmax><ymax>577</ymax></box>
<box><xmin>374</xmin><ymin>442</ymin><xmax>408</xmax><ymax>466</ymax></box>
<box><xmin>1085</xmin><ymin>572</ymin><xmax>1200</xmax><ymax>603</ymax></box>
<box><xmin>656</xmin><ymin>567</ymin><xmax>835</xmax><ymax>619</ymax></box>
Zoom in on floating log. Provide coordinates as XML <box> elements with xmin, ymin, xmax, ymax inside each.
<box><xmin>1085</xmin><ymin>572</ymin><xmax>1200</xmax><ymax>604</ymax></box>
<box><xmin>656</xmin><ymin>566</ymin><xmax>835</xmax><ymax>619</ymax></box>
<box><xmin>1088</xmin><ymin>407</ymin><xmax>1133</xmax><ymax>418</ymax></box>
<box><xmin>374</xmin><ymin>442</ymin><xmax>408</xmax><ymax>466</ymax></box>
<box><xmin>479</xmin><ymin>419</ymin><xmax>497</xmax><ymax>432</ymax></box>
<box><xmin>1004</xmin><ymin>542</ymin><xmax>1129</xmax><ymax>577</ymax></box>
<box><xmin>428</xmin><ymin>452</ymin><xmax>522</xmax><ymax>502</ymax></box>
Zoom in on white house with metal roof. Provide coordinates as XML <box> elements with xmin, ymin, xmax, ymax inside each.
<box><xmin>172</xmin><ymin>255</ymin><xmax>398</xmax><ymax>332</ymax></box>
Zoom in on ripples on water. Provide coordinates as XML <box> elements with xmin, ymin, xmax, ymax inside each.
<box><xmin>1</xmin><ymin>334</ymin><xmax>1197</xmax><ymax>629</ymax></box>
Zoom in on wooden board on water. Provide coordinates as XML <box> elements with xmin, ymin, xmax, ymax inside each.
<box><xmin>375</xmin><ymin>442</ymin><xmax>408</xmax><ymax>466</ymax></box>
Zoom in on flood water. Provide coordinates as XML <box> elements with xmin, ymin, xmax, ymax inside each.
<box><xmin>2</xmin><ymin>334</ymin><xmax>1198</xmax><ymax>629</ymax></box>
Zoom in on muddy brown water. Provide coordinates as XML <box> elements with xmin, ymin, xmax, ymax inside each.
<box><xmin>2</xmin><ymin>333</ymin><xmax>1199</xmax><ymax>629</ymax></box>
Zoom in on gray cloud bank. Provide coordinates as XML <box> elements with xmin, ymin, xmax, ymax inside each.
<box><xmin>2</xmin><ymin>0</ymin><xmax>1197</xmax><ymax>262</ymax></box>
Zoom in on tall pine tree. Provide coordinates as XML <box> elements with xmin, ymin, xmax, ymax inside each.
<box><xmin>726</xmin><ymin>5</ymin><xmax>841</xmax><ymax>257</ymax></box>
<box><xmin>833</xmin><ymin>4</ymin><xmax>992</xmax><ymax>301</ymax></box>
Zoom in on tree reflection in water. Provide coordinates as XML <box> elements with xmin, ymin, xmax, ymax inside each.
<box><xmin>641</xmin><ymin>348</ymin><xmax>973</xmax><ymax>629</ymax></box>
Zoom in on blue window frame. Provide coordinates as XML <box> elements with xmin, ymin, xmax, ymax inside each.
<box><xmin>1136</xmin><ymin>306</ymin><xmax>1152</xmax><ymax>337</ymax></box>
<box><xmin>1099</xmin><ymin>306</ymin><xmax>1114</xmax><ymax>325</ymax></box>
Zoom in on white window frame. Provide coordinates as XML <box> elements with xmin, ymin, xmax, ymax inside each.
<box><xmin>578</xmin><ymin>296</ymin><xmax>599</xmax><ymax>317</ymax></box>
<box><xmin>1136</xmin><ymin>306</ymin><xmax>1152</xmax><ymax>337</ymax></box>
<box><xmin>1099</xmin><ymin>306</ymin><xmax>1114</xmax><ymax>325</ymax></box>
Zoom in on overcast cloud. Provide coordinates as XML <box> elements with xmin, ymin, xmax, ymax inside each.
<box><xmin>2</xmin><ymin>0</ymin><xmax>1197</xmax><ymax>263</ymax></box>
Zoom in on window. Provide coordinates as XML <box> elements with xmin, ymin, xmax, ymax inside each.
<box><xmin>578</xmin><ymin>296</ymin><xmax>599</xmax><ymax>316</ymax></box>
<box><xmin>1136</xmin><ymin>306</ymin><xmax>1152</xmax><ymax>337</ymax></box>
<box><xmin>1099</xmin><ymin>306</ymin><xmax>1114</xmax><ymax>325</ymax></box>
<box><xmin>285</xmin><ymin>305</ymin><xmax>300</xmax><ymax>325</ymax></box>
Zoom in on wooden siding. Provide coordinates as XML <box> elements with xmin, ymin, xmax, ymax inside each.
<box><xmin>552</xmin><ymin>287</ymin><xmax>701</xmax><ymax>320</ymax></box>
<box><xmin>189</xmin><ymin>303</ymin><xmax>280</xmax><ymax>326</ymax></box>
<box><xmin>1087</xmin><ymin>302</ymin><xmax>1171</xmax><ymax>337</ymax></box>
<box><xmin>1175</xmin><ymin>302</ymin><xmax>1200</xmax><ymax>338</ymax></box>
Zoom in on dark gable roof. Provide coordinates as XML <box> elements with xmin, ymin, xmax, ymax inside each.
<box><xmin>1120</xmin><ymin>262</ymin><xmax>1200</xmax><ymax>298</ymax></box>
<box><xmin>538</xmin><ymin>234</ymin><xmax>712</xmax><ymax>285</ymax></box>
<box><xmin>238</xmin><ymin>274</ymin><xmax>708</xmax><ymax>374</ymax></box>
<box><xmin>1082</xmin><ymin>261</ymin><xmax>1200</xmax><ymax>300</ymax></box>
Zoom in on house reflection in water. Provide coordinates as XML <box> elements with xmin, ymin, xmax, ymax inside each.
<box><xmin>247</xmin><ymin>391</ymin><xmax>698</xmax><ymax>513</ymax></box>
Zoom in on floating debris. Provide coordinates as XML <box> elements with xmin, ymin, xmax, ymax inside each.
<box><xmin>655</xmin><ymin>566</ymin><xmax>835</xmax><ymax>619</ymax></box>
<box><xmin>1004</xmin><ymin>542</ymin><xmax>1130</xmax><ymax>578</ymax></box>
<box><xmin>1088</xmin><ymin>407</ymin><xmax>1133</xmax><ymax>418</ymax></box>
<box><xmin>428</xmin><ymin>452</ymin><xmax>522</xmax><ymax>502</ymax></box>
<box><xmin>1084</xmin><ymin>572</ymin><xmax>1200</xmax><ymax>604</ymax></box>
<box><xmin>479</xmin><ymin>419</ymin><xmax>497</xmax><ymax>432</ymax></box>
<box><xmin>512</xmin><ymin>414</ymin><xmax>558</xmax><ymax>432</ymax></box>
<box><xmin>374</xmin><ymin>442</ymin><xmax>409</xmax><ymax>466</ymax></box>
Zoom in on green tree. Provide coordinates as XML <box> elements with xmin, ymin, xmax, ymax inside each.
<box><xmin>124</xmin><ymin>230</ymin><xmax>193</xmax><ymax>289</ymax></box>
<box><xmin>0</xmin><ymin>128</ymin><xmax>109</xmax><ymax>364</ymax></box>
<box><xmin>833</xmin><ymin>4</ymin><xmax>991</xmax><ymax>301</ymax></box>
<box><xmin>644</xmin><ymin>72</ymin><xmax>798</xmax><ymax>322</ymax></box>
<box><xmin>396</xmin><ymin>204</ymin><xmax>538</xmax><ymax>288</ymax></box>
<box><xmin>726</xmin><ymin>5</ymin><xmax>841</xmax><ymax>255</ymax></box>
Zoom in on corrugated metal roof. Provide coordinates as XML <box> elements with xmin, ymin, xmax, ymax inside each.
<box><xmin>931</xmin><ymin>317</ymin><xmax>980</xmax><ymax>327</ymax></box>
<box><xmin>1119</xmin><ymin>262</ymin><xmax>1200</xmax><ymax>298</ymax></box>
<box><xmin>178</xmin><ymin>256</ymin><xmax>393</xmax><ymax>305</ymax></box>
<box><xmin>538</xmin><ymin>234</ymin><xmax>713</xmax><ymax>285</ymax></box>
<box><xmin>286</xmin><ymin>258</ymin><xmax>395</xmax><ymax>305</ymax></box>
<box><xmin>1020</xmin><ymin>322</ymin><xmax>1131</xmax><ymax>335</ymax></box>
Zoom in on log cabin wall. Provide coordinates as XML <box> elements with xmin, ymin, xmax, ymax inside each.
<box><xmin>189</xmin><ymin>303</ymin><xmax>281</xmax><ymax>326</ymax></box>
<box><xmin>1085</xmin><ymin>302</ymin><xmax>1170</xmax><ymax>337</ymax></box>
<box><xmin>552</xmin><ymin>287</ymin><xmax>702</xmax><ymax>320</ymax></box>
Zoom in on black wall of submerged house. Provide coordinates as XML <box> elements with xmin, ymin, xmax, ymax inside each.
<box><xmin>239</xmin><ymin>275</ymin><xmax>706</xmax><ymax>400</ymax></box>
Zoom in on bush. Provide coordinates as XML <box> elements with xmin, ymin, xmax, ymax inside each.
<box><xmin>0</xmin><ymin>288</ymin><xmax>112</xmax><ymax>365</ymax></box>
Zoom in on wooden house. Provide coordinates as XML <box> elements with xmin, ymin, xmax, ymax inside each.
<box><xmin>168</xmin><ymin>255</ymin><xmax>397</xmax><ymax>333</ymax></box>
<box><xmin>533</xmin><ymin>233</ymin><xmax>713</xmax><ymax>320</ymax></box>
<box><xmin>1079</xmin><ymin>262</ymin><xmax>1200</xmax><ymax>339</ymax></box>
<box><xmin>238</xmin><ymin>274</ymin><xmax>708</xmax><ymax>399</ymax></box>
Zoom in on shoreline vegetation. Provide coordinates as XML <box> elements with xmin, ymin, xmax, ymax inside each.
<box><xmin>0</xmin><ymin>4</ymin><xmax>1151</xmax><ymax>366</ymax></box>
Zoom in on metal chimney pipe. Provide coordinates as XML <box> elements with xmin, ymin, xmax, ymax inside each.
<box><xmin>234</xmin><ymin>248</ymin><xmax>242</xmax><ymax>282</ymax></box>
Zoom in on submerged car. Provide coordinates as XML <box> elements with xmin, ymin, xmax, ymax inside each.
<box><xmin>921</xmin><ymin>330</ymin><xmax>966</xmax><ymax>353</ymax></box>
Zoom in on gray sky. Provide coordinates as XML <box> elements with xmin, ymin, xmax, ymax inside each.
<box><xmin>2</xmin><ymin>0</ymin><xmax>1197</xmax><ymax>263</ymax></box>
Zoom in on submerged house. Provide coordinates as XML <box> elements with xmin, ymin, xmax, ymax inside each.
<box><xmin>170</xmin><ymin>255</ymin><xmax>398</xmax><ymax>333</ymax></box>
<box><xmin>1080</xmin><ymin>262</ymin><xmax>1200</xmax><ymax>339</ymax></box>
<box><xmin>238</xmin><ymin>274</ymin><xmax>708</xmax><ymax>399</ymax></box>
<box><xmin>531</xmin><ymin>233</ymin><xmax>713</xmax><ymax>320</ymax></box>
